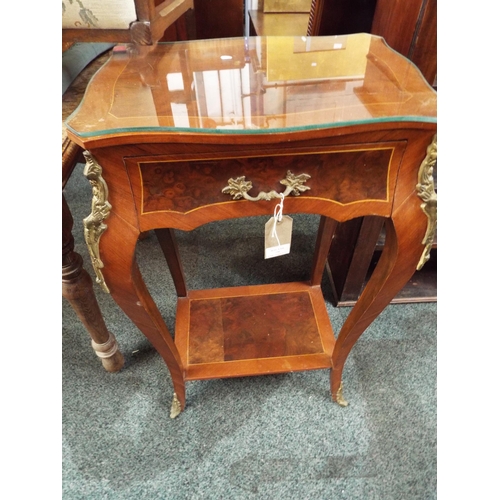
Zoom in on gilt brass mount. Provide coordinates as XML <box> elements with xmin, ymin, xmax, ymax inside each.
<box><xmin>170</xmin><ymin>393</ymin><xmax>181</xmax><ymax>419</ymax></box>
<box><xmin>416</xmin><ymin>135</ymin><xmax>437</xmax><ymax>270</ymax></box>
<box><xmin>222</xmin><ymin>170</ymin><xmax>311</xmax><ymax>201</ymax></box>
<box><xmin>83</xmin><ymin>151</ymin><xmax>111</xmax><ymax>293</ymax></box>
<box><xmin>335</xmin><ymin>382</ymin><xmax>348</xmax><ymax>407</ymax></box>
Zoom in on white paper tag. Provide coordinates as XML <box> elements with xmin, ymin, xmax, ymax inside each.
<box><xmin>265</xmin><ymin>242</ymin><xmax>291</xmax><ymax>259</ymax></box>
<box><xmin>264</xmin><ymin>215</ymin><xmax>293</xmax><ymax>259</ymax></box>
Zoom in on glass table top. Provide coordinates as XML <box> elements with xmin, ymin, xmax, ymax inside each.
<box><xmin>66</xmin><ymin>34</ymin><xmax>437</xmax><ymax>138</ymax></box>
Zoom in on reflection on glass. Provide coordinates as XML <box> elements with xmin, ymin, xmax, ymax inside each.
<box><xmin>66</xmin><ymin>34</ymin><xmax>437</xmax><ymax>137</ymax></box>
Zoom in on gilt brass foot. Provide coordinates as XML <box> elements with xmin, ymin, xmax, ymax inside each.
<box><xmin>335</xmin><ymin>382</ymin><xmax>348</xmax><ymax>407</ymax></box>
<box><xmin>170</xmin><ymin>393</ymin><xmax>182</xmax><ymax>419</ymax></box>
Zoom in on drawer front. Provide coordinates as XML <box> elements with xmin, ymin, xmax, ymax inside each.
<box><xmin>124</xmin><ymin>142</ymin><xmax>405</xmax><ymax>230</ymax></box>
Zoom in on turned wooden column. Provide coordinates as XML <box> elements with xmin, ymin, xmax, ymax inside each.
<box><xmin>62</xmin><ymin>138</ymin><xmax>124</xmax><ymax>372</ymax></box>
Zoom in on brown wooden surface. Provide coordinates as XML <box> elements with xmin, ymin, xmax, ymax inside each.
<box><xmin>176</xmin><ymin>283</ymin><xmax>335</xmax><ymax>380</ymax></box>
<box><xmin>326</xmin><ymin>217</ymin><xmax>364</xmax><ymax>303</ymax></box>
<box><xmin>371</xmin><ymin>0</ymin><xmax>437</xmax><ymax>85</ymax></box>
<box><xmin>62</xmin><ymin>194</ymin><xmax>125</xmax><ymax>372</ymax></box>
<box><xmin>116</xmin><ymin>136</ymin><xmax>406</xmax><ymax>234</ymax></box>
<box><xmin>311</xmin><ymin>216</ymin><xmax>337</xmax><ymax>286</ymax></box>
<box><xmin>193</xmin><ymin>0</ymin><xmax>244</xmax><ymax>39</ymax></box>
<box><xmin>67</xmin><ymin>123</ymin><xmax>435</xmax><ymax>412</ymax></box>
<box><xmin>66</xmin><ymin>36</ymin><xmax>436</xmax><ymax>414</ymax></box>
<box><xmin>155</xmin><ymin>228</ymin><xmax>187</xmax><ymax>297</ymax></box>
<box><xmin>339</xmin><ymin>216</ymin><xmax>385</xmax><ymax>302</ymax></box>
<box><xmin>339</xmin><ymin>248</ymin><xmax>437</xmax><ymax>306</ymax></box>
<box><xmin>371</xmin><ymin>0</ymin><xmax>424</xmax><ymax>56</ymax></box>
<box><xmin>136</xmin><ymin>146</ymin><xmax>395</xmax><ymax>215</ymax></box>
<box><xmin>408</xmin><ymin>0</ymin><xmax>437</xmax><ymax>86</ymax></box>
<box><xmin>307</xmin><ymin>0</ymin><xmax>378</xmax><ymax>36</ymax></box>
<box><xmin>330</xmin><ymin>182</ymin><xmax>430</xmax><ymax>398</ymax></box>
<box><xmin>62</xmin><ymin>3</ymin><xmax>197</xmax><ymax>376</ymax></box>
<box><xmin>62</xmin><ymin>48</ymin><xmax>126</xmax><ymax>372</ymax></box>
<box><xmin>337</xmin><ymin>227</ymin><xmax>437</xmax><ymax>306</ymax></box>
<box><xmin>66</xmin><ymin>37</ymin><xmax>436</xmax><ymax>139</ymax></box>
<box><xmin>306</xmin><ymin>0</ymin><xmax>436</xmax><ymax>85</ymax></box>
<box><xmin>62</xmin><ymin>137</ymin><xmax>82</xmax><ymax>189</ymax></box>
<box><xmin>306</xmin><ymin>0</ymin><xmax>437</xmax><ymax>304</ymax></box>
<box><xmin>327</xmin><ymin>216</ymin><xmax>385</xmax><ymax>305</ymax></box>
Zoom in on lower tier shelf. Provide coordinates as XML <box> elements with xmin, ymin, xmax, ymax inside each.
<box><xmin>175</xmin><ymin>282</ymin><xmax>335</xmax><ymax>381</ymax></box>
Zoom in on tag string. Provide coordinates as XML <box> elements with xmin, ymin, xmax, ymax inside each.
<box><xmin>271</xmin><ymin>193</ymin><xmax>285</xmax><ymax>246</ymax></box>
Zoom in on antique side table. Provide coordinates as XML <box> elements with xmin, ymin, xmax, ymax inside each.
<box><xmin>65</xmin><ymin>34</ymin><xmax>437</xmax><ymax>418</ymax></box>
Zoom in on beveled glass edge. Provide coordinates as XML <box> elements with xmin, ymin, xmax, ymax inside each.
<box><xmin>377</xmin><ymin>36</ymin><xmax>437</xmax><ymax>93</ymax></box>
<box><xmin>65</xmin><ymin>34</ymin><xmax>437</xmax><ymax>139</ymax></box>
<box><xmin>66</xmin><ymin>115</ymin><xmax>437</xmax><ymax>139</ymax></box>
<box><xmin>64</xmin><ymin>48</ymin><xmax>113</xmax><ymax>136</ymax></box>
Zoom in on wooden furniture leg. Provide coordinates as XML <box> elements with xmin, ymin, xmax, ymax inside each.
<box><xmin>155</xmin><ymin>228</ymin><xmax>187</xmax><ymax>298</ymax></box>
<box><xmin>330</xmin><ymin>201</ymin><xmax>427</xmax><ymax>406</ymax></box>
<box><xmin>62</xmin><ymin>136</ymin><xmax>124</xmax><ymax>372</ymax></box>
<box><xmin>326</xmin><ymin>217</ymin><xmax>363</xmax><ymax>303</ymax></box>
<box><xmin>62</xmin><ymin>193</ymin><xmax>125</xmax><ymax>372</ymax></box>
<box><xmin>311</xmin><ymin>216</ymin><xmax>338</xmax><ymax>286</ymax></box>
<box><xmin>338</xmin><ymin>217</ymin><xmax>385</xmax><ymax>302</ymax></box>
<box><xmin>98</xmin><ymin>217</ymin><xmax>186</xmax><ymax>417</ymax></box>
<box><xmin>327</xmin><ymin>216</ymin><xmax>385</xmax><ymax>305</ymax></box>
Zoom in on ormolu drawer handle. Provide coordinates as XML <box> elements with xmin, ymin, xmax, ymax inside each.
<box><xmin>222</xmin><ymin>170</ymin><xmax>311</xmax><ymax>202</ymax></box>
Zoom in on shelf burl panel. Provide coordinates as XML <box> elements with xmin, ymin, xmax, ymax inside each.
<box><xmin>175</xmin><ymin>282</ymin><xmax>336</xmax><ymax>381</ymax></box>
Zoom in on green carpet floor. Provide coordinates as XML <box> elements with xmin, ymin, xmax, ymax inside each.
<box><xmin>62</xmin><ymin>162</ymin><xmax>436</xmax><ymax>499</ymax></box>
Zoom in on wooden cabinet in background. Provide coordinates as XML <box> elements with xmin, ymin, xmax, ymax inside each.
<box><xmin>308</xmin><ymin>0</ymin><xmax>437</xmax><ymax>305</ymax></box>
<box><xmin>193</xmin><ymin>0</ymin><xmax>245</xmax><ymax>39</ymax></box>
<box><xmin>307</xmin><ymin>0</ymin><xmax>378</xmax><ymax>38</ymax></box>
<box><xmin>371</xmin><ymin>0</ymin><xmax>437</xmax><ymax>86</ymax></box>
<box><xmin>308</xmin><ymin>0</ymin><xmax>436</xmax><ymax>86</ymax></box>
